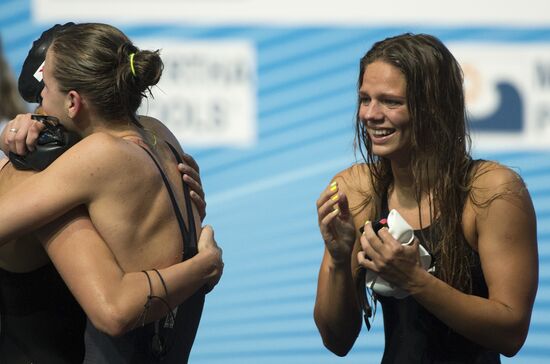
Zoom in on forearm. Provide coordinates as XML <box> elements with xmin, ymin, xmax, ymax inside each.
<box><xmin>40</xmin><ymin>209</ymin><xmax>218</xmax><ymax>337</ymax></box>
<box><xmin>412</xmin><ymin>271</ymin><xmax>531</xmax><ymax>356</ymax></box>
<box><xmin>314</xmin><ymin>255</ymin><xmax>362</xmax><ymax>356</ymax></box>
<box><xmin>88</xmin><ymin>251</ymin><xmax>216</xmax><ymax>336</ymax></box>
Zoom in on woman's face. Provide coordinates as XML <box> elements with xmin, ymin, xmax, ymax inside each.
<box><xmin>359</xmin><ymin>60</ymin><xmax>411</xmax><ymax>164</ymax></box>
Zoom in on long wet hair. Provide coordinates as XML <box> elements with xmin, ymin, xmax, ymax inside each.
<box><xmin>0</xmin><ymin>35</ymin><xmax>27</xmax><ymax>120</ymax></box>
<box><xmin>355</xmin><ymin>33</ymin><xmax>477</xmax><ymax>292</ymax></box>
<box><xmin>49</xmin><ymin>23</ymin><xmax>163</xmax><ymax>125</ymax></box>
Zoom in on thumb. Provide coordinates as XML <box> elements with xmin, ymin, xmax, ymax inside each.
<box><xmin>200</xmin><ymin>225</ymin><xmax>214</xmax><ymax>241</ymax></box>
<box><xmin>337</xmin><ymin>193</ymin><xmax>351</xmax><ymax>220</ymax></box>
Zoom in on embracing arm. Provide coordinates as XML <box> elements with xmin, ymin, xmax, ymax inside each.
<box><xmin>0</xmin><ymin>132</ymin><xmax>106</xmax><ymax>244</ymax></box>
<box><xmin>39</xmin><ymin>206</ymin><xmax>223</xmax><ymax>337</ymax></box>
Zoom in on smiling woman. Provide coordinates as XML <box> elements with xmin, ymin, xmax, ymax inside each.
<box><xmin>313</xmin><ymin>33</ymin><xmax>538</xmax><ymax>363</ymax></box>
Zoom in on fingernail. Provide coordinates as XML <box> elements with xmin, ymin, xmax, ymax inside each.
<box><xmin>333</xmin><ymin>207</ymin><xmax>339</xmax><ymax>214</ymax></box>
<box><xmin>331</xmin><ymin>194</ymin><xmax>339</xmax><ymax>201</ymax></box>
<box><xmin>365</xmin><ymin>220</ymin><xmax>370</xmax><ymax>225</ymax></box>
<box><xmin>329</xmin><ymin>181</ymin><xmax>338</xmax><ymax>192</ymax></box>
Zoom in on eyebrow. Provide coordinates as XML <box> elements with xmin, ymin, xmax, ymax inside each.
<box><xmin>358</xmin><ymin>91</ymin><xmax>405</xmax><ymax>100</ymax></box>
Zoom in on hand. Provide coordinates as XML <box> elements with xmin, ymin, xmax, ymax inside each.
<box><xmin>2</xmin><ymin>113</ymin><xmax>45</xmax><ymax>155</ymax></box>
<box><xmin>316</xmin><ymin>181</ymin><xmax>357</xmax><ymax>266</ymax></box>
<box><xmin>197</xmin><ymin>225</ymin><xmax>223</xmax><ymax>293</ymax></box>
<box><xmin>177</xmin><ymin>152</ymin><xmax>206</xmax><ymax>222</ymax></box>
<box><xmin>357</xmin><ymin>223</ymin><xmax>424</xmax><ymax>291</ymax></box>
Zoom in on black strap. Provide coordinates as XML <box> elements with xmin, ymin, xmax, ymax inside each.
<box><xmin>164</xmin><ymin>142</ymin><xmax>198</xmax><ymax>256</ymax></box>
<box><xmin>138</xmin><ymin>145</ymin><xmax>196</xmax><ymax>261</ymax></box>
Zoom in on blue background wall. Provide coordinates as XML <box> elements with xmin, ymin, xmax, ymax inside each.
<box><xmin>1</xmin><ymin>0</ymin><xmax>549</xmax><ymax>362</ymax></box>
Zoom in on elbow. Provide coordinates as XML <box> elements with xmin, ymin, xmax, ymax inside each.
<box><xmin>501</xmin><ymin>342</ymin><xmax>523</xmax><ymax>358</ymax></box>
<box><xmin>87</xmin><ymin>303</ymin><xmax>133</xmax><ymax>337</ymax></box>
<box><xmin>500</xmin><ymin>334</ymin><xmax>527</xmax><ymax>358</ymax></box>
<box><xmin>313</xmin><ymin>308</ymin><xmax>357</xmax><ymax>357</ymax></box>
<box><xmin>499</xmin><ymin>321</ymin><xmax>530</xmax><ymax>357</ymax></box>
<box><xmin>318</xmin><ymin>327</ymin><xmax>355</xmax><ymax>357</ymax></box>
<box><xmin>324</xmin><ymin>339</ymin><xmax>353</xmax><ymax>357</ymax></box>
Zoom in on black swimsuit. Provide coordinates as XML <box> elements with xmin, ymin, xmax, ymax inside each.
<box><xmin>82</xmin><ymin>140</ymin><xmax>204</xmax><ymax>364</ymax></box>
<box><xmin>0</xmin><ymin>264</ymin><xmax>86</xmax><ymax>364</ymax></box>
<box><xmin>377</xmin><ymin>191</ymin><xmax>501</xmax><ymax>364</ymax></box>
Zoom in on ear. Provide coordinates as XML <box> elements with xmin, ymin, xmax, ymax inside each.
<box><xmin>65</xmin><ymin>90</ymin><xmax>82</xmax><ymax>119</ymax></box>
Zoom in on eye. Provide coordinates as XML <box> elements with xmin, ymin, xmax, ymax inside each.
<box><xmin>383</xmin><ymin>98</ymin><xmax>404</xmax><ymax>107</ymax></box>
<box><xmin>360</xmin><ymin>95</ymin><xmax>371</xmax><ymax>105</ymax></box>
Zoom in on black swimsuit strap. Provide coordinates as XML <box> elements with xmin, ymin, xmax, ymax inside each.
<box><xmin>164</xmin><ymin>142</ymin><xmax>198</xmax><ymax>257</ymax></box>
<box><xmin>138</xmin><ymin>145</ymin><xmax>196</xmax><ymax>261</ymax></box>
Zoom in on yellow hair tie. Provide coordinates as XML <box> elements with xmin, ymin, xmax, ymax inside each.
<box><xmin>129</xmin><ymin>53</ymin><xmax>136</xmax><ymax>76</ymax></box>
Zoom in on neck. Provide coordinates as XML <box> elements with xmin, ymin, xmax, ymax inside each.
<box><xmin>390</xmin><ymin>161</ymin><xmax>416</xmax><ymax>207</ymax></box>
<box><xmin>77</xmin><ymin>115</ymin><xmax>142</xmax><ymax>139</ymax></box>
<box><xmin>389</xmin><ymin>158</ymin><xmax>435</xmax><ymax>210</ymax></box>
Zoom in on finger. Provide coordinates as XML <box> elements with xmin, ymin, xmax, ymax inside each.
<box><xmin>26</xmin><ymin>120</ymin><xmax>45</xmax><ymax>152</ymax></box>
<box><xmin>190</xmin><ymin>190</ymin><xmax>206</xmax><ymax>221</ymax></box>
<box><xmin>178</xmin><ymin>163</ymin><xmax>202</xmax><ymax>186</ymax></box>
<box><xmin>5</xmin><ymin>123</ymin><xmax>19</xmax><ymax>153</ymax></box>
<box><xmin>376</xmin><ymin>228</ymin><xmax>402</xmax><ymax>249</ymax></box>
<box><xmin>320</xmin><ymin>207</ymin><xmax>340</xmax><ymax>228</ymax></box>
<box><xmin>316</xmin><ymin>180</ymin><xmax>338</xmax><ymax>208</ymax></box>
<box><xmin>357</xmin><ymin>250</ymin><xmax>377</xmax><ymax>271</ymax></box>
<box><xmin>181</xmin><ymin>153</ymin><xmax>200</xmax><ymax>173</ymax></box>
<box><xmin>14</xmin><ymin>128</ymin><xmax>30</xmax><ymax>155</ymax></box>
<box><xmin>335</xmin><ymin>193</ymin><xmax>351</xmax><ymax>220</ymax></box>
<box><xmin>199</xmin><ymin>225</ymin><xmax>213</xmax><ymax>242</ymax></box>
<box><xmin>182</xmin><ymin>174</ymin><xmax>205</xmax><ymax>199</ymax></box>
<box><xmin>317</xmin><ymin>193</ymin><xmax>340</xmax><ymax>223</ymax></box>
<box><xmin>8</xmin><ymin>114</ymin><xmax>34</xmax><ymax>155</ymax></box>
<box><xmin>360</xmin><ymin>222</ymin><xmax>384</xmax><ymax>259</ymax></box>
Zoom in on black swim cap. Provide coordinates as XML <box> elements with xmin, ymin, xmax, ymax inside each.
<box><xmin>18</xmin><ymin>22</ymin><xmax>75</xmax><ymax>104</ymax></box>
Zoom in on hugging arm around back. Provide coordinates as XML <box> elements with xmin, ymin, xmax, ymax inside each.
<box><xmin>0</xmin><ymin>132</ymin><xmax>223</xmax><ymax>336</ymax></box>
<box><xmin>38</xmin><ymin>207</ymin><xmax>221</xmax><ymax>336</ymax></box>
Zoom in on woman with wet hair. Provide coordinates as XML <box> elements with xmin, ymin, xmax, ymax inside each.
<box><xmin>0</xmin><ymin>23</ymin><xmax>223</xmax><ymax>363</ymax></box>
<box><xmin>314</xmin><ymin>33</ymin><xmax>537</xmax><ymax>363</ymax></box>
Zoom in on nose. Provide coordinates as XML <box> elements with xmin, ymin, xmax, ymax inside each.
<box><xmin>39</xmin><ymin>87</ymin><xmax>46</xmax><ymax>104</ymax></box>
<box><xmin>361</xmin><ymin>100</ymin><xmax>383</xmax><ymax>123</ymax></box>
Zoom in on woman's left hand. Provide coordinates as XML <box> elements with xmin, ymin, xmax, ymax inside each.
<box><xmin>2</xmin><ymin>113</ymin><xmax>45</xmax><ymax>155</ymax></box>
<box><xmin>177</xmin><ymin>153</ymin><xmax>206</xmax><ymax>222</ymax></box>
<box><xmin>357</xmin><ymin>222</ymin><xmax>424</xmax><ymax>291</ymax></box>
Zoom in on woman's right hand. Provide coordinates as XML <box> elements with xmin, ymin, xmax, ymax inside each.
<box><xmin>2</xmin><ymin>113</ymin><xmax>45</xmax><ymax>155</ymax></box>
<box><xmin>316</xmin><ymin>181</ymin><xmax>357</xmax><ymax>265</ymax></box>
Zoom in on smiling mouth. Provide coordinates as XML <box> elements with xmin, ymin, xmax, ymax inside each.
<box><xmin>370</xmin><ymin>128</ymin><xmax>396</xmax><ymax>138</ymax></box>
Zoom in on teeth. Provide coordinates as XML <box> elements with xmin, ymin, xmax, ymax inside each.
<box><xmin>371</xmin><ymin>129</ymin><xmax>394</xmax><ymax>137</ymax></box>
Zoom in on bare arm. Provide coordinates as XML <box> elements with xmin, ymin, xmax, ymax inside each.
<box><xmin>0</xmin><ymin>132</ymin><xmax>113</xmax><ymax>244</ymax></box>
<box><xmin>313</xmin><ymin>174</ymin><xmax>364</xmax><ymax>356</ymax></box>
<box><xmin>39</xmin><ymin>206</ymin><xmax>223</xmax><ymax>337</ymax></box>
<box><xmin>359</xmin><ymin>164</ymin><xmax>538</xmax><ymax>356</ymax></box>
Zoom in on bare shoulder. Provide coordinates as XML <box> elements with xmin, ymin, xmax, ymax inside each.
<box><xmin>469</xmin><ymin>160</ymin><xmax>529</xmax><ymax>205</ymax></box>
<box><xmin>332</xmin><ymin>163</ymin><xmax>375</xmax><ymax>223</ymax></box>
<box><xmin>332</xmin><ymin>163</ymin><xmax>374</xmax><ymax>194</ymax></box>
<box><xmin>139</xmin><ymin>116</ymin><xmax>183</xmax><ymax>155</ymax></box>
<box><xmin>44</xmin><ymin>132</ymin><xmax>144</xmax><ymax>183</ymax></box>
